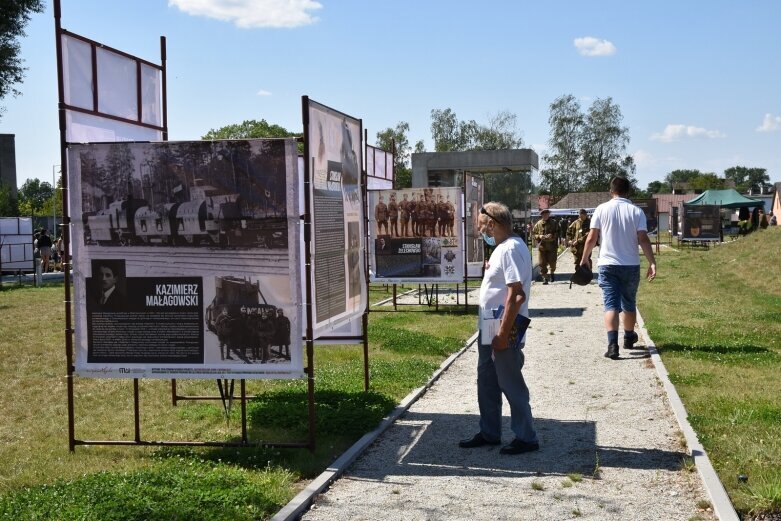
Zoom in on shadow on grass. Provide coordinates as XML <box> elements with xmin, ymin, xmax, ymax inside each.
<box><xmin>660</xmin><ymin>343</ymin><xmax>780</xmax><ymax>364</ymax></box>
<box><xmin>246</xmin><ymin>388</ymin><xmax>396</xmax><ymax>439</ymax></box>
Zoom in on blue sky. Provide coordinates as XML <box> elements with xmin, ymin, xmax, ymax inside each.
<box><xmin>2</xmin><ymin>0</ymin><xmax>780</xmax><ymax>190</ymax></box>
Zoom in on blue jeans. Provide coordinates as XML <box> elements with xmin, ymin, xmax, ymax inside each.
<box><xmin>477</xmin><ymin>340</ymin><xmax>538</xmax><ymax>444</ymax></box>
<box><xmin>598</xmin><ymin>264</ymin><xmax>640</xmax><ymax>313</ymax></box>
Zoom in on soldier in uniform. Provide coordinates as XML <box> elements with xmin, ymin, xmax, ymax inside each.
<box><xmin>256</xmin><ymin>310</ymin><xmax>276</xmax><ymax>363</ymax></box>
<box><xmin>399</xmin><ymin>193</ymin><xmax>410</xmax><ymax>237</ymax></box>
<box><xmin>436</xmin><ymin>193</ymin><xmax>449</xmax><ymax>237</ymax></box>
<box><xmin>533</xmin><ymin>209</ymin><xmax>559</xmax><ymax>284</ymax></box>
<box><xmin>446</xmin><ymin>195</ymin><xmax>456</xmax><ymax>237</ymax></box>
<box><xmin>388</xmin><ymin>193</ymin><xmax>399</xmax><ymax>237</ymax></box>
<box><xmin>409</xmin><ymin>193</ymin><xmax>419</xmax><ymax>237</ymax></box>
<box><xmin>274</xmin><ymin>308</ymin><xmax>291</xmax><ymax>359</ymax></box>
<box><xmin>423</xmin><ymin>192</ymin><xmax>436</xmax><ymax>237</ymax></box>
<box><xmin>567</xmin><ymin>209</ymin><xmax>591</xmax><ymax>268</ymax></box>
<box><xmin>375</xmin><ymin>194</ymin><xmax>388</xmax><ymax>236</ymax></box>
<box><xmin>215</xmin><ymin>308</ymin><xmax>234</xmax><ymax>360</ymax></box>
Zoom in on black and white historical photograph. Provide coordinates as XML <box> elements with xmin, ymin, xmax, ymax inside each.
<box><xmin>204</xmin><ymin>276</ymin><xmax>293</xmax><ymax>365</ymax></box>
<box><xmin>369</xmin><ymin>186</ymin><xmax>465</xmax><ymax>283</ymax></box>
<box><xmin>71</xmin><ymin>139</ymin><xmax>289</xmax><ymax>249</ymax></box>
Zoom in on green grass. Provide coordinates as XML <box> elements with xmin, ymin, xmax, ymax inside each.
<box><xmin>638</xmin><ymin>227</ymin><xmax>781</xmax><ymax>515</ymax></box>
<box><xmin>0</xmin><ymin>283</ymin><xmax>477</xmax><ymax>519</ymax></box>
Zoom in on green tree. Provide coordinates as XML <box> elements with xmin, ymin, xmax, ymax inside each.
<box><xmin>0</xmin><ymin>0</ymin><xmax>44</xmax><ymax>118</ymax></box>
<box><xmin>688</xmin><ymin>172</ymin><xmax>724</xmax><ymax>191</ymax></box>
<box><xmin>428</xmin><ymin>107</ymin><xmax>527</xmax><ymax>209</ymax></box>
<box><xmin>429</xmin><ymin>108</ymin><xmax>523</xmax><ymax>152</ymax></box>
<box><xmin>664</xmin><ymin>169</ymin><xmax>702</xmax><ymax>189</ymax></box>
<box><xmin>723</xmin><ymin>166</ymin><xmax>770</xmax><ymax>193</ymax></box>
<box><xmin>17</xmin><ymin>178</ymin><xmax>53</xmax><ymax>217</ymax></box>
<box><xmin>429</xmin><ymin>108</ymin><xmax>463</xmax><ymax>152</ymax></box>
<box><xmin>0</xmin><ymin>181</ymin><xmax>18</xmax><ymax>215</ymax></box>
<box><xmin>376</xmin><ymin>122</ymin><xmax>413</xmax><ymax>188</ymax></box>
<box><xmin>541</xmin><ymin>94</ymin><xmax>584</xmax><ymax>198</ymax></box>
<box><xmin>646</xmin><ymin>180</ymin><xmax>668</xmax><ymax>194</ymax></box>
<box><xmin>473</xmin><ymin>110</ymin><xmax>524</xmax><ymax>150</ymax></box>
<box><xmin>202</xmin><ymin>119</ymin><xmax>301</xmax><ymax>140</ymax></box>
<box><xmin>581</xmin><ymin>97</ymin><xmax>635</xmax><ymax>191</ymax></box>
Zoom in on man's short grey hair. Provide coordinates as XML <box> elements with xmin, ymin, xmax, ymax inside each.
<box><xmin>483</xmin><ymin>201</ymin><xmax>512</xmax><ymax>228</ymax></box>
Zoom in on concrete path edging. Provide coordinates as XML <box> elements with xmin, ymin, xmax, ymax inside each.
<box><xmin>636</xmin><ymin>310</ymin><xmax>739</xmax><ymax>521</ymax></box>
<box><xmin>270</xmin><ymin>331</ymin><xmax>480</xmax><ymax>521</ymax></box>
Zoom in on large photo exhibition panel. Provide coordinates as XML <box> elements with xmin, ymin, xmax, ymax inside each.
<box><xmin>368</xmin><ymin>187</ymin><xmax>464</xmax><ymax>283</ymax></box>
<box><xmin>305</xmin><ymin>99</ymin><xmax>367</xmax><ymax>337</ymax></box>
<box><xmin>682</xmin><ymin>204</ymin><xmax>720</xmax><ymax>241</ymax></box>
<box><xmin>464</xmin><ymin>174</ymin><xmax>485</xmax><ymax>278</ymax></box>
<box><xmin>67</xmin><ymin>139</ymin><xmax>303</xmax><ymax>379</ymax></box>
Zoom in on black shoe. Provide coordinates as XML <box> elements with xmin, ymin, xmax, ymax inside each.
<box><xmin>550</xmin><ymin>274</ymin><xmax>555</xmax><ymax>282</ymax></box>
<box><xmin>604</xmin><ymin>343</ymin><xmax>619</xmax><ymax>359</ymax></box>
<box><xmin>459</xmin><ymin>433</ymin><xmax>500</xmax><ymax>448</ymax></box>
<box><xmin>542</xmin><ymin>278</ymin><xmax>549</xmax><ymax>285</ymax></box>
<box><xmin>500</xmin><ymin>439</ymin><xmax>539</xmax><ymax>455</ymax></box>
<box><xmin>623</xmin><ymin>331</ymin><xmax>640</xmax><ymax>349</ymax></box>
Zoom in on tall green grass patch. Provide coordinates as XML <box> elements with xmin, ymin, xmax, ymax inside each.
<box><xmin>0</xmin><ymin>284</ymin><xmax>477</xmax><ymax>518</ymax></box>
<box><xmin>638</xmin><ymin>227</ymin><xmax>781</xmax><ymax>514</ymax></box>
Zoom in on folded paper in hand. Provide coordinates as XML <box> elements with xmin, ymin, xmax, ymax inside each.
<box><xmin>480</xmin><ymin>305</ymin><xmax>531</xmax><ymax>349</ymax></box>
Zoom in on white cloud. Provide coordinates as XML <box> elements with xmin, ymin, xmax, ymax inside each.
<box><xmin>756</xmin><ymin>113</ymin><xmax>781</xmax><ymax>132</ymax></box>
<box><xmin>632</xmin><ymin>149</ymin><xmax>655</xmax><ymax>168</ymax></box>
<box><xmin>531</xmin><ymin>143</ymin><xmax>547</xmax><ymax>154</ymax></box>
<box><xmin>573</xmin><ymin>37</ymin><xmax>617</xmax><ymax>57</ymax></box>
<box><xmin>256</xmin><ymin>89</ymin><xmax>272</xmax><ymax>96</ymax></box>
<box><xmin>169</xmin><ymin>0</ymin><xmax>322</xmax><ymax>28</ymax></box>
<box><xmin>650</xmin><ymin>124</ymin><xmax>726</xmax><ymax>142</ymax></box>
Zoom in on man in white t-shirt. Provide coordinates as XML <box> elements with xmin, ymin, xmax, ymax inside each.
<box><xmin>580</xmin><ymin>177</ymin><xmax>657</xmax><ymax>360</ymax></box>
<box><xmin>459</xmin><ymin>201</ymin><xmax>538</xmax><ymax>455</ymax></box>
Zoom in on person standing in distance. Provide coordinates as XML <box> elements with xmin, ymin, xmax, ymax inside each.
<box><xmin>533</xmin><ymin>209</ymin><xmax>558</xmax><ymax>284</ymax></box>
<box><xmin>580</xmin><ymin>177</ymin><xmax>657</xmax><ymax>360</ymax></box>
<box><xmin>459</xmin><ymin>202</ymin><xmax>539</xmax><ymax>455</ymax></box>
<box><xmin>567</xmin><ymin>209</ymin><xmax>591</xmax><ymax>268</ymax></box>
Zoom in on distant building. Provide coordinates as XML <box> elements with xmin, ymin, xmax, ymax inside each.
<box><xmin>550</xmin><ymin>192</ymin><xmax>611</xmax><ymax>211</ymax></box>
<box><xmin>0</xmin><ymin>134</ymin><xmax>17</xmax><ymax>198</ymax></box>
<box><xmin>652</xmin><ymin>194</ymin><xmax>690</xmax><ymax>232</ymax></box>
<box><xmin>411</xmin><ymin>149</ymin><xmax>538</xmax><ymax>189</ymax></box>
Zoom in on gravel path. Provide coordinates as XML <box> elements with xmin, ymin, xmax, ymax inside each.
<box><xmin>302</xmin><ymin>248</ymin><xmax>715</xmax><ymax>521</ymax></box>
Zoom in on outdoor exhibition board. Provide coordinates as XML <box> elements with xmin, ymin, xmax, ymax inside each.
<box><xmin>304</xmin><ymin>98</ymin><xmax>367</xmax><ymax>337</ymax></box>
<box><xmin>67</xmin><ymin>139</ymin><xmax>303</xmax><ymax>379</ymax></box>
<box><xmin>464</xmin><ymin>174</ymin><xmax>485</xmax><ymax>278</ymax></box>
<box><xmin>633</xmin><ymin>198</ymin><xmax>658</xmax><ymax>233</ymax></box>
<box><xmin>59</xmin><ymin>30</ymin><xmax>164</xmax><ymax>143</ymax></box>
<box><xmin>366</xmin><ymin>144</ymin><xmax>394</xmax><ymax>190</ymax></box>
<box><xmin>682</xmin><ymin>204</ymin><xmax>720</xmax><ymax>241</ymax></box>
<box><xmin>368</xmin><ymin>187</ymin><xmax>464</xmax><ymax>283</ymax></box>
<box><xmin>0</xmin><ymin>218</ymin><xmax>34</xmax><ymax>271</ymax></box>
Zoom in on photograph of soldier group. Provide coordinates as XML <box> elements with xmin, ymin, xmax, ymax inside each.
<box><xmin>374</xmin><ymin>188</ymin><xmax>456</xmax><ymax>238</ymax></box>
<box><xmin>214</xmin><ymin>306</ymin><xmax>291</xmax><ymax>364</ymax></box>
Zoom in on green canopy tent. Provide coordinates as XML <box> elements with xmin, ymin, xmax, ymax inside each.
<box><xmin>683</xmin><ymin>189</ymin><xmax>763</xmax><ymax>238</ymax></box>
<box><xmin>683</xmin><ymin>189</ymin><xmax>763</xmax><ymax>208</ymax></box>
